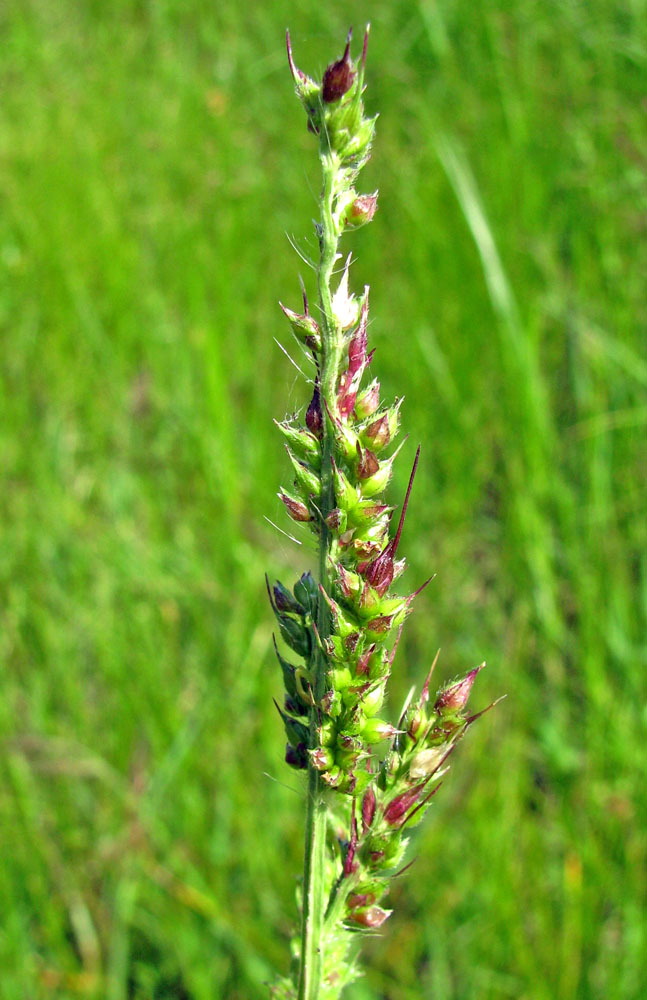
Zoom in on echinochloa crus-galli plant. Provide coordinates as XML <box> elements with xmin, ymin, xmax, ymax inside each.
<box><xmin>268</xmin><ymin>28</ymin><xmax>500</xmax><ymax>1000</ymax></box>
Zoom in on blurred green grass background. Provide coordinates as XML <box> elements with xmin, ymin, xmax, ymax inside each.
<box><xmin>1</xmin><ymin>1</ymin><xmax>646</xmax><ymax>998</ymax></box>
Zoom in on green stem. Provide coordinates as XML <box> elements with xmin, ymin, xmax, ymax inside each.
<box><xmin>297</xmin><ymin>146</ymin><xmax>343</xmax><ymax>1000</ymax></box>
<box><xmin>297</xmin><ymin>766</ymin><xmax>327</xmax><ymax>1000</ymax></box>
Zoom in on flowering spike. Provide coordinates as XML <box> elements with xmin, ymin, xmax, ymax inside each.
<box><xmin>270</xmin><ymin>30</ymin><xmax>496</xmax><ymax>996</ymax></box>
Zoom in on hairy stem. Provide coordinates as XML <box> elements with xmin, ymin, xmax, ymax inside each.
<box><xmin>297</xmin><ymin>145</ymin><xmax>343</xmax><ymax>1000</ymax></box>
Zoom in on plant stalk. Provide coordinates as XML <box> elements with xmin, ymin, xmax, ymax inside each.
<box><xmin>296</xmin><ymin>146</ymin><xmax>343</xmax><ymax>1000</ymax></box>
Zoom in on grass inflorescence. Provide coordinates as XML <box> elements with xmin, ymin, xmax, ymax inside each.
<box><xmin>268</xmin><ymin>28</ymin><xmax>498</xmax><ymax>999</ymax></box>
<box><xmin>0</xmin><ymin>4</ymin><xmax>645</xmax><ymax>999</ymax></box>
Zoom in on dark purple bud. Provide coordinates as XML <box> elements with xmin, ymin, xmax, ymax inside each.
<box><xmin>293</xmin><ymin>572</ymin><xmax>318</xmax><ymax>614</ymax></box>
<box><xmin>278</xmin><ymin>615</ymin><xmax>311</xmax><ymax>658</ymax></box>
<box><xmin>361</xmin><ymin>786</ymin><xmax>376</xmax><ymax>832</ymax></box>
<box><xmin>273</xmin><ymin>580</ymin><xmax>303</xmax><ymax>615</ymax></box>
<box><xmin>285</xmin><ymin>742</ymin><xmax>308</xmax><ymax>769</ymax></box>
<box><xmin>275</xmin><ymin>699</ymin><xmax>309</xmax><ymax>746</ymax></box>
<box><xmin>347</xmin><ymin>905</ymin><xmax>391</xmax><ymax>928</ymax></box>
<box><xmin>285</xmin><ymin>694</ymin><xmax>307</xmax><ymax>718</ymax></box>
<box><xmin>322</xmin><ymin>30</ymin><xmax>355</xmax><ymax>103</ymax></box>
<box><xmin>279</xmin><ymin>491</ymin><xmax>311</xmax><ymax>522</ymax></box>
<box><xmin>434</xmin><ymin>664</ymin><xmax>483</xmax><ymax>712</ymax></box>
<box><xmin>306</xmin><ymin>378</ymin><xmax>323</xmax><ymax>438</ymax></box>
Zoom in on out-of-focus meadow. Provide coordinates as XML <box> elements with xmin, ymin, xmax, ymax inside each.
<box><xmin>1</xmin><ymin>1</ymin><xmax>645</xmax><ymax>997</ymax></box>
